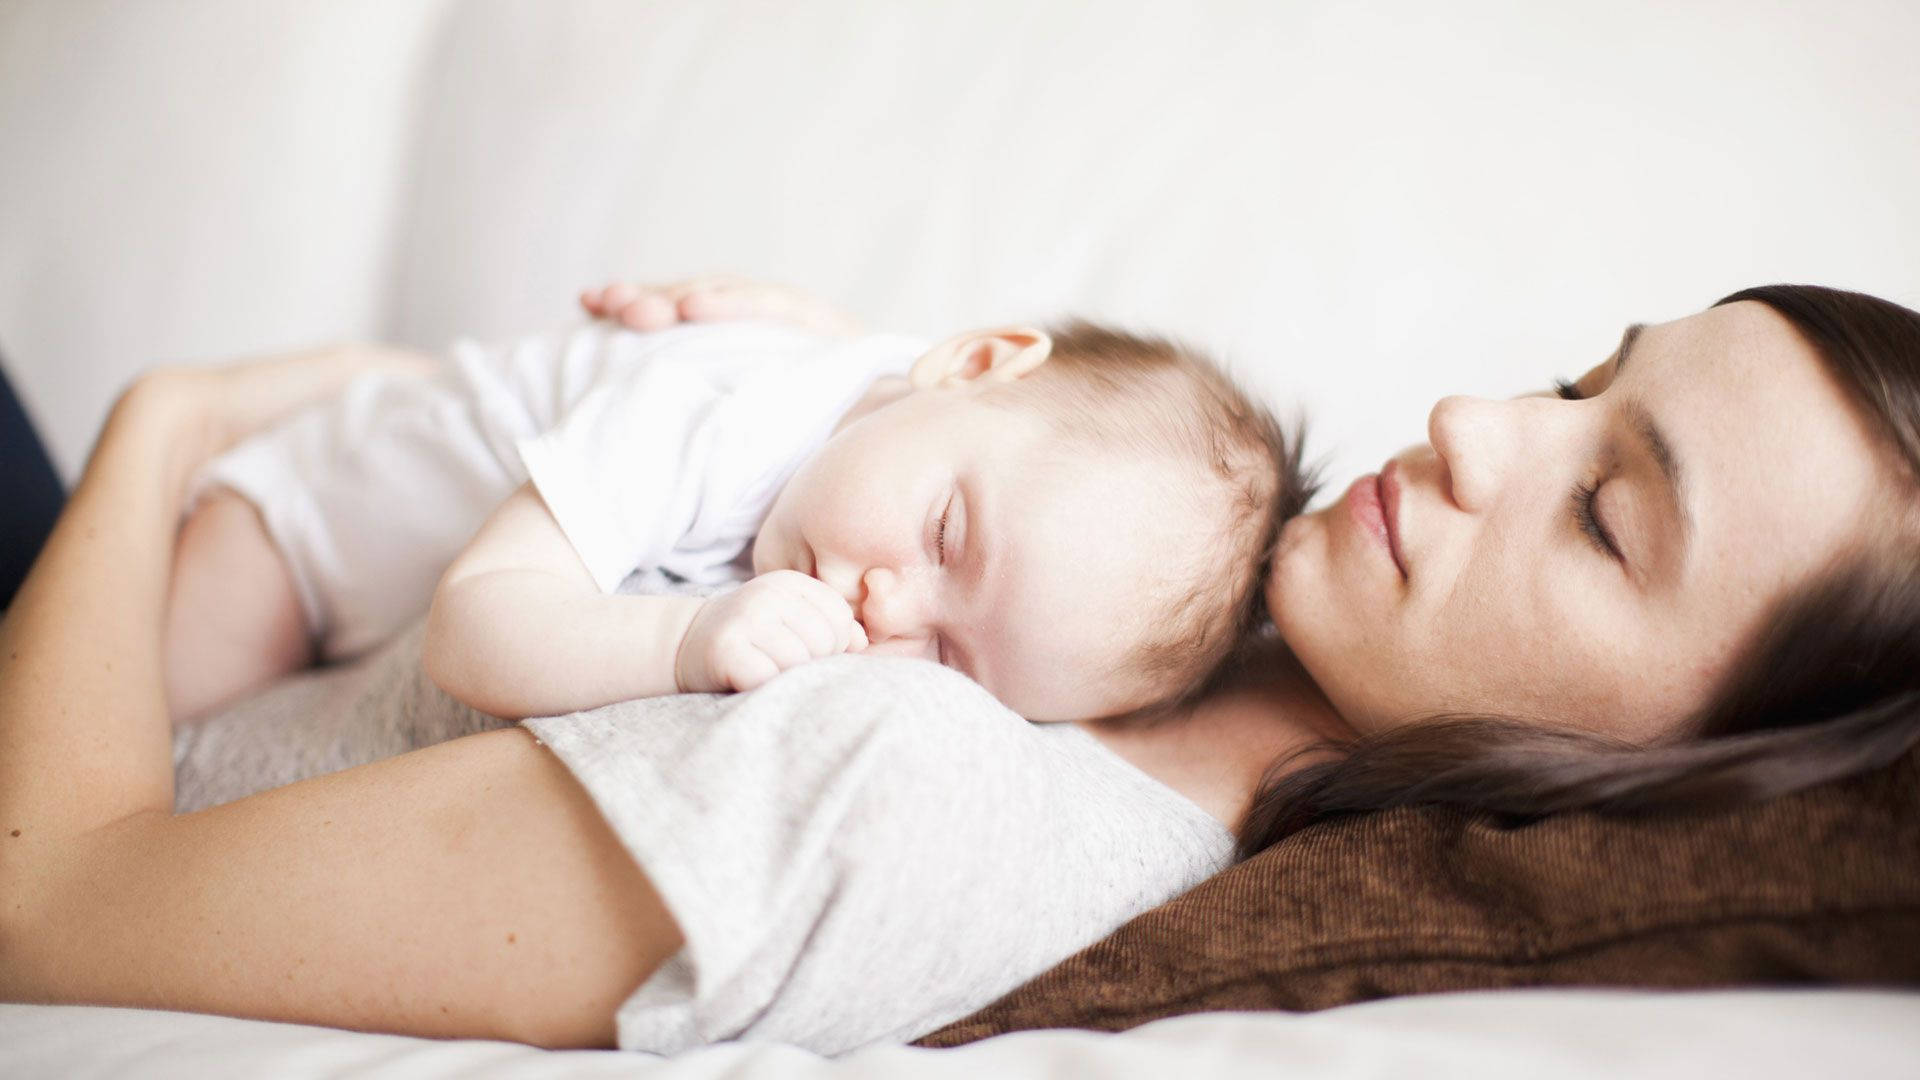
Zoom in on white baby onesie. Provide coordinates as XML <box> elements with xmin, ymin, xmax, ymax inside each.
<box><xmin>198</xmin><ymin>321</ymin><xmax>924</xmax><ymax>659</ymax></box>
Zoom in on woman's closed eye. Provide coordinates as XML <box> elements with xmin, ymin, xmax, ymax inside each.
<box><xmin>1570</xmin><ymin>479</ymin><xmax>1622</xmax><ymax>560</ymax></box>
<box><xmin>1554</xmin><ymin>377</ymin><xmax>1626</xmax><ymax>563</ymax></box>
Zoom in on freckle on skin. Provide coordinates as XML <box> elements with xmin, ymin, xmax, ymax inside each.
<box><xmin>507</xmin><ymin>933</ymin><xmax>516</xmax><ymax>944</ymax></box>
<box><xmin>9</xmin><ymin>830</ymin><xmax>19</xmax><ymax>838</ymax></box>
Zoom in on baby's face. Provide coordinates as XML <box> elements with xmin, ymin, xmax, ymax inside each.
<box><xmin>752</xmin><ymin>379</ymin><xmax>1214</xmax><ymax>721</ymax></box>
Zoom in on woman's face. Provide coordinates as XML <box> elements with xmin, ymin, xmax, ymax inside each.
<box><xmin>1269</xmin><ymin>300</ymin><xmax>1911</xmax><ymax>743</ymax></box>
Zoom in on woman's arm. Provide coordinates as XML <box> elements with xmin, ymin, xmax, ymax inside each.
<box><xmin>4</xmin><ymin>725</ymin><xmax>679</xmax><ymax>1046</ymax></box>
<box><xmin>0</xmin><ymin>357</ymin><xmax>682</xmax><ymax>1047</ymax></box>
<box><xmin>0</xmin><ymin>345</ymin><xmax>435</xmax><ymax>835</ymax></box>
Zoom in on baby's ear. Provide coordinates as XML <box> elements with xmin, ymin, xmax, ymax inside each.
<box><xmin>908</xmin><ymin>326</ymin><xmax>1052</xmax><ymax>388</ymax></box>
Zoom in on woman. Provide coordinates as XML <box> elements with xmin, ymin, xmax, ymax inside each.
<box><xmin>2</xmin><ymin>282</ymin><xmax>1917</xmax><ymax>1049</ymax></box>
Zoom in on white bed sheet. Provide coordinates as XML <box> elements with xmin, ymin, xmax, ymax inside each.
<box><xmin>4</xmin><ymin>989</ymin><xmax>1917</xmax><ymax>1079</ymax></box>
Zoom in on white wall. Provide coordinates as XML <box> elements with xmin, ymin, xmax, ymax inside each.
<box><xmin>3</xmin><ymin>0</ymin><xmax>1917</xmax><ymax>486</ymax></box>
<box><xmin>0</xmin><ymin>0</ymin><xmax>454</xmax><ymax>472</ymax></box>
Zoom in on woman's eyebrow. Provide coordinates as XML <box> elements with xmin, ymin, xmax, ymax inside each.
<box><xmin>1621</xmin><ymin>398</ymin><xmax>1691</xmax><ymax>540</ymax></box>
<box><xmin>1609</xmin><ymin>321</ymin><xmax>1692</xmax><ymax>541</ymax></box>
<box><xmin>1613</xmin><ymin>322</ymin><xmax>1646</xmax><ymax>371</ymax></box>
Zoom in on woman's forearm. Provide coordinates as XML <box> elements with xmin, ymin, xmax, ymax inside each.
<box><xmin>0</xmin><ymin>379</ymin><xmax>210</xmax><ymax>839</ymax></box>
<box><xmin>0</xmin><ymin>346</ymin><xmax>437</xmax><ymax>842</ymax></box>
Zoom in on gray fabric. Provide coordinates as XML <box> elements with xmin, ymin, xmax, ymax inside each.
<box><xmin>525</xmin><ymin>657</ymin><xmax>1233</xmax><ymax>1055</ymax></box>
<box><xmin>172</xmin><ymin>628</ymin><xmax>1233</xmax><ymax>1057</ymax></box>
<box><xmin>172</xmin><ymin>620</ymin><xmax>507</xmax><ymax>812</ymax></box>
<box><xmin>172</xmin><ymin>579</ymin><xmax>716</xmax><ymax>809</ymax></box>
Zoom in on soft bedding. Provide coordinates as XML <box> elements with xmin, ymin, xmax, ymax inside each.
<box><xmin>930</xmin><ymin>734</ymin><xmax>1920</xmax><ymax>1044</ymax></box>
<box><xmin>4</xmin><ymin>989</ymin><xmax>1917</xmax><ymax>1079</ymax></box>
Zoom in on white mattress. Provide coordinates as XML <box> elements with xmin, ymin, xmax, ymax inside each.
<box><xmin>4</xmin><ymin>989</ymin><xmax>1917</xmax><ymax>1079</ymax></box>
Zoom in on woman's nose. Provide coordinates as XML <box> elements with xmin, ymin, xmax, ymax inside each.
<box><xmin>1426</xmin><ymin>394</ymin><xmax>1524</xmax><ymax>513</ymax></box>
<box><xmin>859</xmin><ymin>566</ymin><xmax>934</xmax><ymax>644</ymax></box>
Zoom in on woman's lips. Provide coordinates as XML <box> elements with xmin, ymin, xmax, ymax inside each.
<box><xmin>1345</xmin><ymin>464</ymin><xmax>1408</xmax><ymax>579</ymax></box>
<box><xmin>1379</xmin><ymin>459</ymin><xmax>1407</xmax><ymax>578</ymax></box>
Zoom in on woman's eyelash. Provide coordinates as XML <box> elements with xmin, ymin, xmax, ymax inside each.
<box><xmin>1570</xmin><ymin>479</ymin><xmax>1621</xmax><ymax>560</ymax></box>
<box><xmin>934</xmin><ymin>500</ymin><xmax>950</xmax><ymax>563</ymax></box>
<box><xmin>1556</xmin><ymin>378</ymin><xmax>1621</xmax><ymax>560</ymax></box>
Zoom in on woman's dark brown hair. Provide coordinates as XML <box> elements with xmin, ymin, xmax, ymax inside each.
<box><xmin>1237</xmin><ymin>284</ymin><xmax>1920</xmax><ymax>861</ymax></box>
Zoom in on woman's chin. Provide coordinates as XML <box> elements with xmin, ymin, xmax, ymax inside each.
<box><xmin>1266</xmin><ymin>540</ymin><xmax>1402</xmax><ymax>729</ymax></box>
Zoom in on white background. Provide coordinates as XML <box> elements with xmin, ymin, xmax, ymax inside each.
<box><xmin>3</xmin><ymin>0</ymin><xmax>1916</xmax><ymax>493</ymax></box>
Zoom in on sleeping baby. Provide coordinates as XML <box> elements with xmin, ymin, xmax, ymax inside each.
<box><xmin>166</xmin><ymin>281</ymin><xmax>1302</xmax><ymax>726</ymax></box>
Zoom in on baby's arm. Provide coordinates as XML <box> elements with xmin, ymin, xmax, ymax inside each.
<box><xmin>424</xmin><ymin>483</ymin><xmax>865</xmax><ymax>719</ymax></box>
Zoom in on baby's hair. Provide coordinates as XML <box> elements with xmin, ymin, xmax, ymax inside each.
<box><xmin>988</xmin><ymin>319</ymin><xmax>1318</xmax><ymax>718</ymax></box>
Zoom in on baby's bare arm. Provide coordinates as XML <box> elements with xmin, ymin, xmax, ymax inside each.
<box><xmin>424</xmin><ymin>483</ymin><xmax>707</xmax><ymax>719</ymax></box>
<box><xmin>427</xmin><ymin>484</ymin><xmax>869</xmax><ymax>715</ymax></box>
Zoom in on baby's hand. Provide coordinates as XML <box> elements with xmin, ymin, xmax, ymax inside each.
<box><xmin>674</xmin><ymin>570</ymin><xmax>870</xmax><ymax>693</ymax></box>
<box><xmin>580</xmin><ymin>275</ymin><xmax>863</xmax><ymax>336</ymax></box>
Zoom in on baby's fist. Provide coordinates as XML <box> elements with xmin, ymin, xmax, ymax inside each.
<box><xmin>674</xmin><ymin>570</ymin><xmax>870</xmax><ymax>693</ymax></box>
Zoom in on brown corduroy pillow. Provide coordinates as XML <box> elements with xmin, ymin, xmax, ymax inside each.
<box><xmin>918</xmin><ymin>748</ymin><xmax>1920</xmax><ymax>1047</ymax></box>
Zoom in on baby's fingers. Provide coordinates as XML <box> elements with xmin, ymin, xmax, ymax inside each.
<box><xmin>737</xmin><ymin>624</ymin><xmax>816</xmax><ymax>690</ymax></box>
<box><xmin>765</xmin><ymin>571</ymin><xmax>865</xmax><ymax>654</ymax></box>
<box><xmin>580</xmin><ymin>282</ymin><xmax>635</xmax><ymax>316</ymax></box>
<box><xmin>777</xmin><ymin>603</ymin><xmax>841</xmax><ymax>659</ymax></box>
<box><xmin>613</xmin><ymin>291</ymin><xmax>679</xmax><ymax>331</ymax></box>
<box><xmin>712</xmin><ymin>636</ymin><xmax>781</xmax><ymax>693</ymax></box>
<box><xmin>579</xmin><ymin>280</ymin><xmax>683</xmax><ymax>330</ymax></box>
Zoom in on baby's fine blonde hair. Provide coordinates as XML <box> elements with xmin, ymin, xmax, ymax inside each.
<box><xmin>986</xmin><ymin>320</ymin><xmax>1318</xmax><ymax>718</ymax></box>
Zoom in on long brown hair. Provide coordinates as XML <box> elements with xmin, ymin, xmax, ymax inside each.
<box><xmin>1237</xmin><ymin>284</ymin><xmax>1920</xmax><ymax>861</ymax></box>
